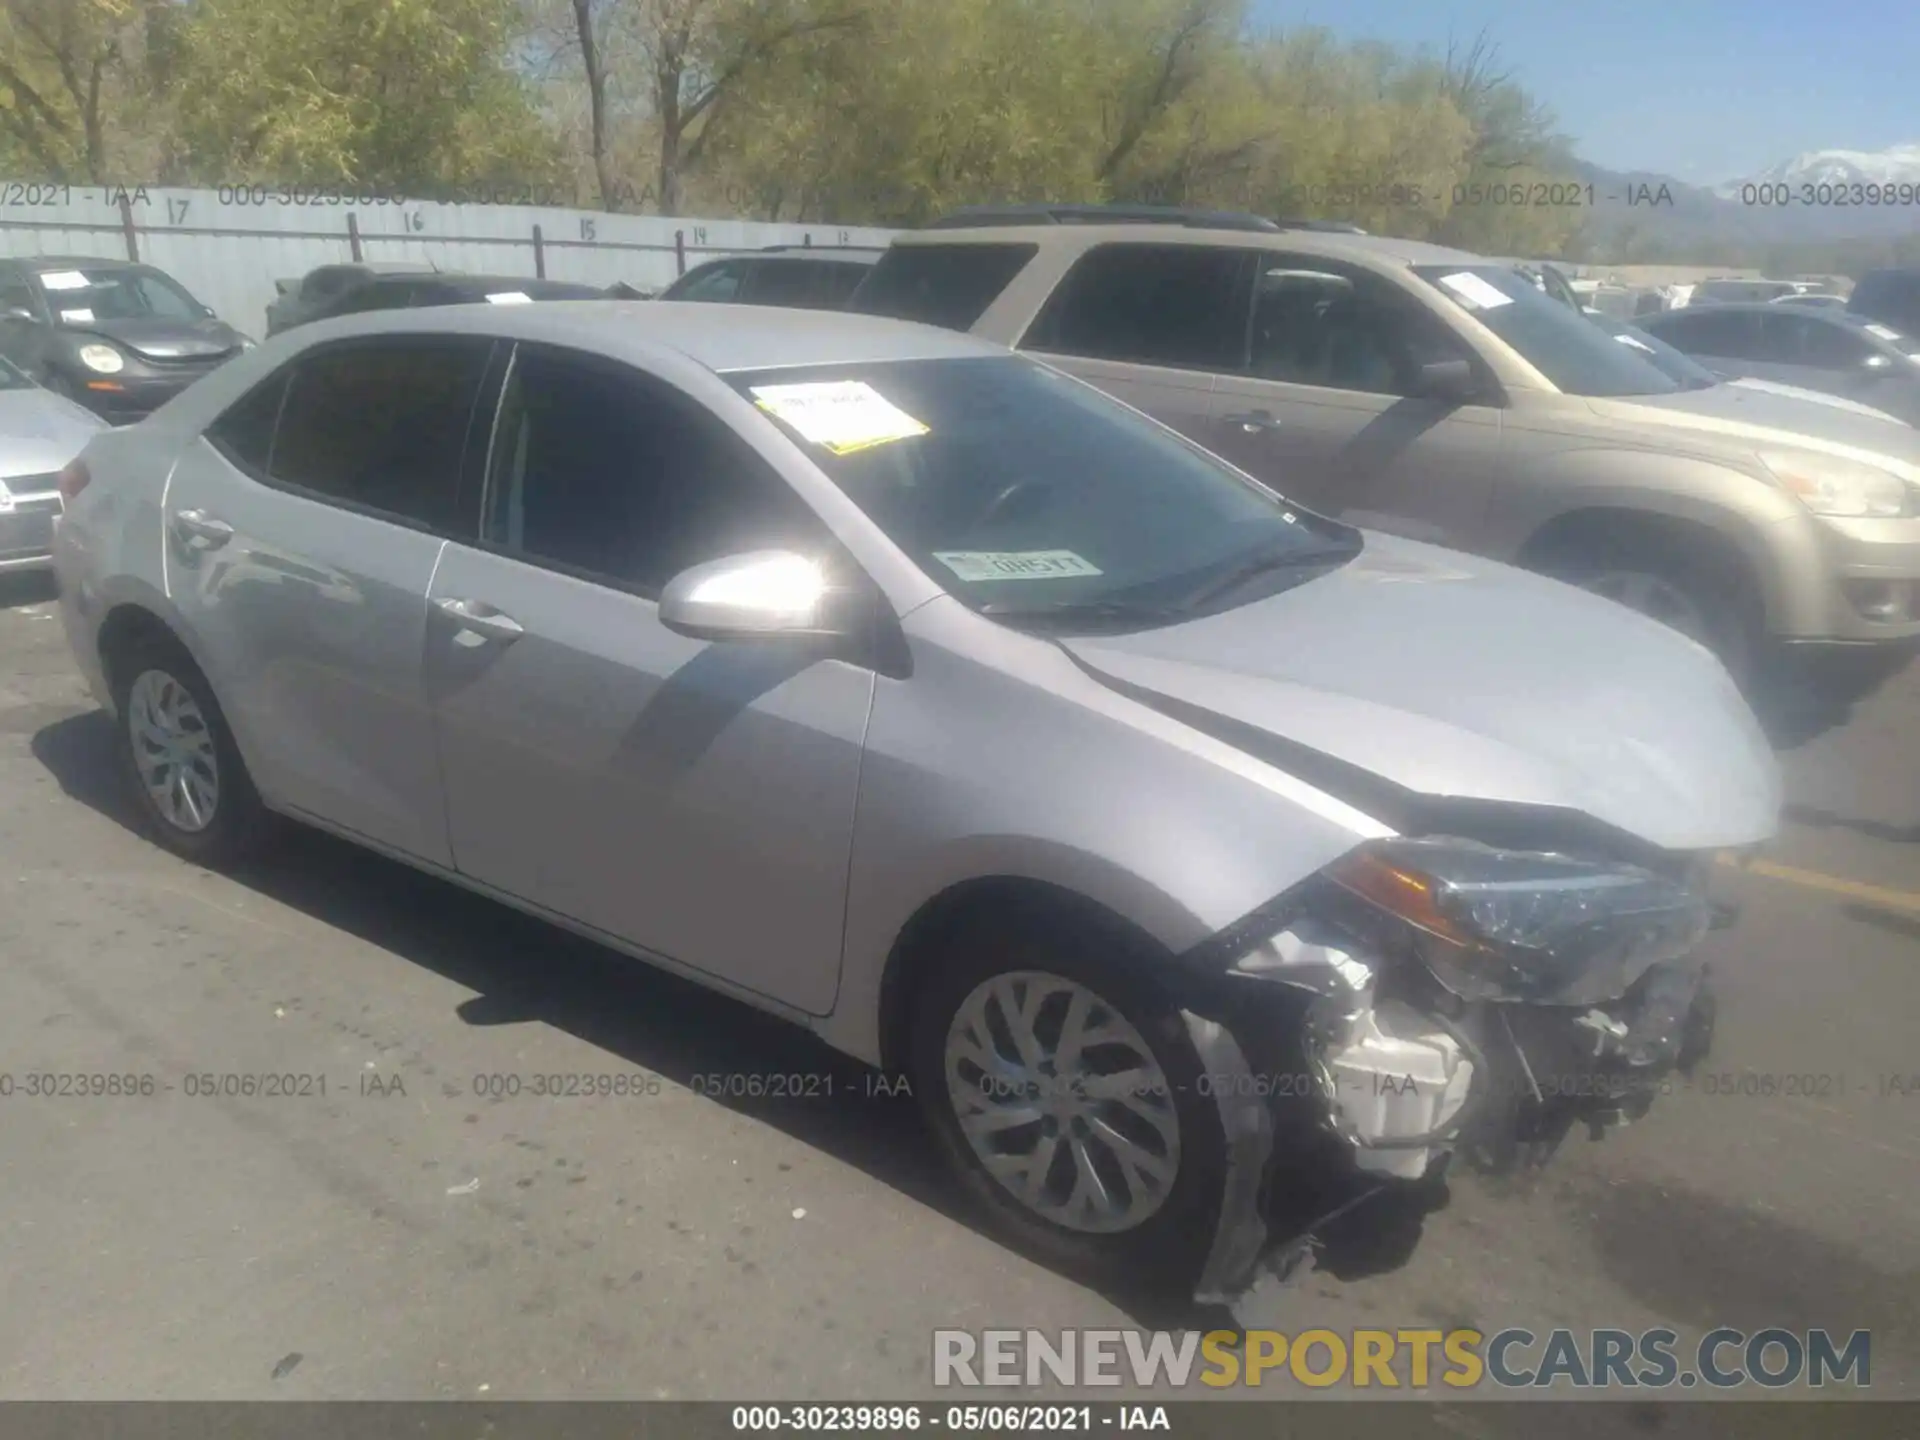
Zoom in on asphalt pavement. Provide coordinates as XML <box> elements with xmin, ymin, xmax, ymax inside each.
<box><xmin>0</xmin><ymin>571</ymin><xmax>1914</xmax><ymax>1413</ymax></box>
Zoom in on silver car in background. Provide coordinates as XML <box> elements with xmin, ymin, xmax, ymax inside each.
<box><xmin>0</xmin><ymin>355</ymin><xmax>104</xmax><ymax>574</ymax></box>
<box><xmin>51</xmin><ymin>302</ymin><xmax>1778</xmax><ymax>1302</ymax></box>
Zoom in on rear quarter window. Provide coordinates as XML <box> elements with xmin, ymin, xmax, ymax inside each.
<box><xmin>847</xmin><ymin>244</ymin><xmax>1037</xmax><ymax>331</ymax></box>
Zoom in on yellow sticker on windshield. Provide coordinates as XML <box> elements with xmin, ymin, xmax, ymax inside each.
<box><xmin>933</xmin><ymin>550</ymin><xmax>1103</xmax><ymax>582</ymax></box>
<box><xmin>752</xmin><ymin>381</ymin><xmax>930</xmax><ymax>455</ymax></box>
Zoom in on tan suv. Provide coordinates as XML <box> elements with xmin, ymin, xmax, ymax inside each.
<box><xmin>847</xmin><ymin>205</ymin><xmax>1920</xmax><ymax>695</ymax></box>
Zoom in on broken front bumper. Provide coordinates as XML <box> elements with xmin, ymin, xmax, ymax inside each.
<box><xmin>1179</xmin><ymin>920</ymin><xmax>1718</xmax><ymax>1306</ymax></box>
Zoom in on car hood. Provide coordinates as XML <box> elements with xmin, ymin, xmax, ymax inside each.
<box><xmin>0</xmin><ymin>386</ymin><xmax>106</xmax><ymax>479</ymax></box>
<box><xmin>1057</xmin><ymin>535</ymin><xmax>1781</xmax><ymax>853</ymax></box>
<box><xmin>1597</xmin><ymin>383</ymin><xmax>1920</xmax><ymax>473</ymax></box>
<box><xmin>1726</xmin><ymin>376</ymin><xmax>1912</xmax><ymax>422</ymax></box>
<box><xmin>60</xmin><ymin>314</ymin><xmax>242</xmax><ymax>361</ymax></box>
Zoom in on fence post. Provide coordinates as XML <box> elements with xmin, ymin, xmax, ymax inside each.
<box><xmin>803</xmin><ymin>233</ymin><xmax>812</xmax><ymax>247</ymax></box>
<box><xmin>347</xmin><ymin>212</ymin><xmax>363</xmax><ymax>262</ymax></box>
<box><xmin>674</xmin><ymin>229</ymin><xmax>686</xmax><ymax>276</ymax></box>
<box><xmin>532</xmin><ymin>223</ymin><xmax>546</xmax><ymax>278</ymax></box>
<box><xmin>119</xmin><ymin>192</ymin><xmax>139</xmax><ymax>262</ymax></box>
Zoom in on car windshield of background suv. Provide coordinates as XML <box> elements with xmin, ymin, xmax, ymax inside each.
<box><xmin>1415</xmin><ymin>263</ymin><xmax>1688</xmax><ymax>399</ymax></box>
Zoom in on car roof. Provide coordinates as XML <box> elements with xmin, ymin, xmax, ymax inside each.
<box><xmin>750</xmin><ymin>247</ymin><xmax>884</xmax><ymax>261</ymax></box>
<box><xmin>882</xmin><ymin>222</ymin><xmax>1486</xmax><ymax>269</ymax></box>
<box><xmin>17</xmin><ymin>255</ymin><xmax>140</xmax><ymax>271</ymax></box>
<box><xmin>1655</xmin><ymin>300</ymin><xmax>1880</xmax><ymax>324</ymax></box>
<box><xmin>296</xmin><ymin>299</ymin><xmax>1008</xmax><ymax>373</ymax></box>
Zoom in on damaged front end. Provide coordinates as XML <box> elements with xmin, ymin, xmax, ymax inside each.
<box><xmin>1179</xmin><ymin>835</ymin><xmax>1728</xmax><ymax>1306</ymax></box>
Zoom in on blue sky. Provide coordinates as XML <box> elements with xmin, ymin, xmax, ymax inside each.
<box><xmin>1254</xmin><ymin>0</ymin><xmax>1919</xmax><ymax>183</ymax></box>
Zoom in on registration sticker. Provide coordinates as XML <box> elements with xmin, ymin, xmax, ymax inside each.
<box><xmin>751</xmin><ymin>381</ymin><xmax>930</xmax><ymax>455</ymax></box>
<box><xmin>485</xmin><ymin>291</ymin><xmax>532</xmax><ymax>304</ymax></box>
<box><xmin>38</xmin><ymin>270</ymin><xmax>91</xmax><ymax>291</ymax></box>
<box><xmin>933</xmin><ymin>550</ymin><xmax>1103</xmax><ymax>582</ymax></box>
<box><xmin>1437</xmin><ymin>271</ymin><xmax>1514</xmax><ymax>310</ymax></box>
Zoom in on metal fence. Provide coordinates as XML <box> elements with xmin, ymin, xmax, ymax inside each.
<box><xmin>0</xmin><ymin>182</ymin><xmax>900</xmax><ymax>338</ymax></box>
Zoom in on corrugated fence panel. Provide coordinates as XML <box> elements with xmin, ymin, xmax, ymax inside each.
<box><xmin>0</xmin><ymin>183</ymin><xmax>898</xmax><ymax>337</ymax></box>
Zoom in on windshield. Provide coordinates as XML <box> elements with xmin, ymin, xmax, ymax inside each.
<box><xmin>1414</xmin><ymin>263</ymin><xmax>1685</xmax><ymax>397</ymax></box>
<box><xmin>1856</xmin><ymin>320</ymin><xmax>1920</xmax><ymax>359</ymax></box>
<box><xmin>36</xmin><ymin>265</ymin><xmax>204</xmax><ymax>323</ymax></box>
<box><xmin>1587</xmin><ymin>314</ymin><xmax>1720</xmax><ymax>387</ymax></box>
<box><xmin>727</xmin><ymin>355</ymin><xmax>1358</xmax><ymax>625</ymax></box>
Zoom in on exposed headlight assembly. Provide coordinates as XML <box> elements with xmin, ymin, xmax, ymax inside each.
<box><xmin>76</xmin><ymin>343</ymin><xmax>124</xmax><ymax>374</ymax></box>
<box><xmin>1324</xmin><ymin>837</ymin><xmax>1711</xmax><ymax>1008</ymax></box>
<box><xmin>1758</xmin><ymin>449</ymin><xmax>1909</xmax><ymax>519</ymax></box>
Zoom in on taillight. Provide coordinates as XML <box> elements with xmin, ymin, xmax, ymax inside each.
<box><xmin>57</xmin><ymin>459</ymin><xmax>90</xmax><ymax>504</ymax></box>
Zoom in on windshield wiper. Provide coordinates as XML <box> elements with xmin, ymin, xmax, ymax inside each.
<box><xmin>977</xmin><ymin>598</ymin><xmax>1187</xmax><ymax>626</ymax></box>
<box><xmin>1175</xmin><ymin>541</ymin><xmax>1358</xmax><ymax>612</ymax></box>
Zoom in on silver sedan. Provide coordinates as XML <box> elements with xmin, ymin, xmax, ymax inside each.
<box><xmin>0</xmin><ymin>355</ymin><xmax>104</xmax><ymax>574</ymax></box>
<box><xmin>50</xmin><ymin>301</ymin><xmax>1779</xmax><ymax>1302</ymax></box>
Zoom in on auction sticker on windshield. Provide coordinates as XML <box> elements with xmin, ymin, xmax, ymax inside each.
<box><xmin>1864</xmin><ymin>323</ymin><xmax>1903</xmax><ymax>342</ymax></box>
<box><xmin>933</xmin><ymin>550</ymin><xmax>1103</xmax><ymax>582</ymax></box>
<box><xmin>1437</xmin><ymin>271</ymin><xmax>1514</xmax><ymax>310</ymax></box>
<box><xmin>37</xmin><ymin>270</ymin><xmax>91</xmax><ymax>291</ymax></box>
<box><xmin>59</xmin><ymin>308</ymin><xmax>95</xmax><ymax>324</ymax></box>
<box><xmin>752</xmin><ymin>381</ymin><xmax>931</xmax><ymax>455</ymax></box>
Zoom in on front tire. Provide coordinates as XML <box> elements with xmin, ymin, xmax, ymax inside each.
<box><xmin>1536</xmin><ymin>533</ymin><xmax>1757</xmax><ymax>684</ymax></box>
<box><xmin>111</xmin><ymin>638</ymin><xmax>271</xmax><ymax>867</ymax></box>
<box><xmin>908</xmin><ymin>908</ymin><xmax>1229</xmax><ymax>1292</ymax></box>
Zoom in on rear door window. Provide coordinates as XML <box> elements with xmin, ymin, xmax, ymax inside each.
<box><xmin>1022</xmin><ymin>243</ymin><xmax>1255</xmax><ymax>372</ymax></box>
<box><xmin>848</xmin><ymin>244</ymin><xmax>1038</xmax><ymax>331</ymax></box>
<box><xmin>266</xmin><ymin>337</ymin><xmax>493</xmax><ymax>534</ymax></box>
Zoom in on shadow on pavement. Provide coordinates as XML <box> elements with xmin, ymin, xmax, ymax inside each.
<box><xmin>29</xmin><ymin>706</ymin><xmax>1259</xmax><ymax>1330</ymax></box>
<box><xmin>1785</xmin><ymin>805</ymin><xmax>1920</xmax><ymax>847</ymax></box>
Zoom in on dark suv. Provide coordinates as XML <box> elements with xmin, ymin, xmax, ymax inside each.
<box><xmin>1848</xmin><ymin>268</ymin><xmax>1920</xmax><ymax>338</ymax></box>
<box><xmin>659</xmin><ymin>246</ymin><xmax>882</xmax><ymax>310</ymax></box>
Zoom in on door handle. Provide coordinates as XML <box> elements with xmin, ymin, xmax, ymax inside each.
<box><xmin>434</xmin><ymin>596</ymin><xmax>525</xmax><ymax>643</ymax></box>
<box><xmin>171</xmin><ymin>508</ymin><xmax>234</xmax><ymax>550</ymax></box>
<box><xmin>1222</xmin><ymin>409</ymin><xmax>1280</xmax><ymax>433</ymax></box>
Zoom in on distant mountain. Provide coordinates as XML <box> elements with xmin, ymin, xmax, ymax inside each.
<box><xmin>1569</xmin><ymin>143</ymin><xmax>1920</xmax><ymax>253</ymax></box>
<box><xmin>1727</xmin><ymin>143</ymin><xmax>1920</xmax><ymax>194</ymax></box>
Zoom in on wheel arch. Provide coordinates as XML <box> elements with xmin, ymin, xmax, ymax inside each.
<box><xmin>872</xmin><ymin>875</ymin><xmax>1185</xmax><ymax>1077</ymax></box>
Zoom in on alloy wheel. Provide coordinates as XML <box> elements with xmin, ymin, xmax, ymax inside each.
<box><xmin>127</xmin><ymin>668</ymin><xmax>220</xmax><ymax>833</ymax></box>
<box><xmin>943</xmin><ymin>971</ymin><xmax>1181</xmax><ymax>1234</ymax></box>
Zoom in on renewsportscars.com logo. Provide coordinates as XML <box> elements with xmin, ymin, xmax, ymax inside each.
<box><xmin>932</xmin><ymin>1328</ymin><xmax>1872</xmax><ymax>1391</ymax></box>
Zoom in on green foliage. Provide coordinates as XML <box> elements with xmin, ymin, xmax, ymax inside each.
<box><xmin>2</xmin><ymin>0</ymin><xmax>1606</xmax><ymax>261</ymax></box>
<box><xmin>169</xmin><ymin>0</ymin><xmax>563</xmax><ymax>188</ymax></box>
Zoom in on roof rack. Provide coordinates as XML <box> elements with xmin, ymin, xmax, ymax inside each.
<box><xmin>1271</xmin><ymin>218</ymin><xmax>1369</xmax><ymax>235</ymax></box>
<box><xmin>928</xmin><ymin>203</ymin><xmax>1282</xmax><ymax>233</ymax></box>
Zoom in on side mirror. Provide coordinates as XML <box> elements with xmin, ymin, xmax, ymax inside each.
<box><xmin>658</xmin><ymin>550</ymin><xmax>847</xmax><ymax>642</ymax></box>
<box><xmin>1</xmin><ymin>307</ymin><xmax>39</xmax><ymax>324</ymax></box>
<box><xmin>1409</xmin><ymin>357</ymin><xmax>1481</xmax><ymax>403</ymax></box>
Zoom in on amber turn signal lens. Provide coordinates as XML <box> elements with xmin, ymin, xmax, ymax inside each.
<box><xmin>1324</xmin><ymin>847</ymin><xmax>1469</xmax><ymax>944</ymax></box>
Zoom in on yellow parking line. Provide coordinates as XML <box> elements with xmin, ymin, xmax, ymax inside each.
<box><xmin>1717</xmin><ymin>853</ymin><xmax>1920</xmax><ymax>914</ymax></box>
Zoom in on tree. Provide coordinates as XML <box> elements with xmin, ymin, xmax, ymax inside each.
<box><xmin>0</xmin><ymin>0</ymin><xmax>173</xmax><ymax>181</ymax></box>
<box><xmin>170</xmin><ymin>0</ymin><xmax>563</xmax><ymax>189</ymax></box>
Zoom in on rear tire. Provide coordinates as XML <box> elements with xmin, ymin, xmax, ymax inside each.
<box><xmin>907</xmin><ymin>906</ymin><xmax>1229</xmax><ymax>1293</ymax></box>
<box><xmin>109</xmin><ymin>636</ymin><xmax>272</xmax><ymax>868</ymax></box>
